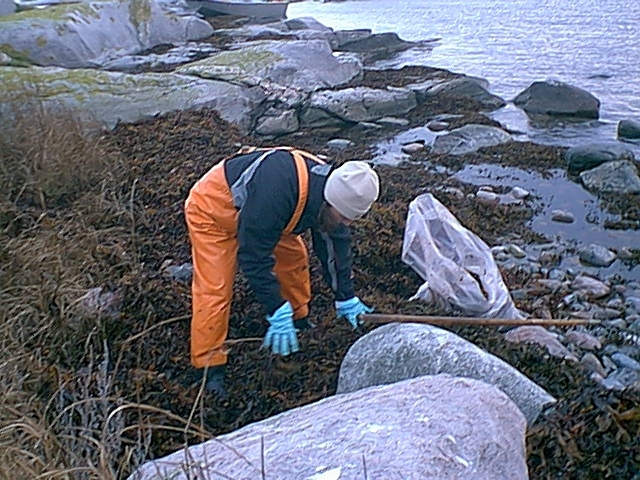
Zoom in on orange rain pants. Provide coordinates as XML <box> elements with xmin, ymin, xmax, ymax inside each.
<box><xmin>185</xmin><ymin>148</ymin><xmax>322</xmax><ymax>368</ymax></box>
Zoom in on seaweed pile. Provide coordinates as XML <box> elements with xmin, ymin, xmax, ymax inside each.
<box><xmin>1</xmin><ymin>101</ymin><xmax>639</xmax><ymax>479</ymax></box>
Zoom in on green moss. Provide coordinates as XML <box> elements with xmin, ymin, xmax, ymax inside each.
<box><xmin>0</xmin><ymin>44</ymin><xmax>31</xmax><ymax>67</ymax></box>
<box><xmin>36</xmin><ymin>36</ymin><xmax>48</xmax><ymax>48</ymax></box>
<box><xmin>0</xmin><ymin>2</ymin><xmax>100</xmax><ymax>22</ymax></box>
<box><xmin>127</xmin><ymin>0</ymin><xmax>152</xmax><ymax>30</ymax></box>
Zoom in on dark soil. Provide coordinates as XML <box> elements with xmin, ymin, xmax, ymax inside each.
<box><xmin>72</xmin><ymin>108</ymin><xmax>639</xmax><ymax>478</ymax></box>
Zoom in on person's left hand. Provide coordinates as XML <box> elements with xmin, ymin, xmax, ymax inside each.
<box><xmin>335</xmin><ymin>297</ymin><xmax>373</xmax><ymax>329</ymax></box>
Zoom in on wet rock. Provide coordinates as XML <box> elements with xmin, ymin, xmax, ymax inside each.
<box><xmin>443</xmin><ymin>186</ymin><xmax>464</xmax><ymax>199</ymax></box>
<box><xmin>305</xmin><ymin>87</ymin><xmax>416</xmax><ymax>123</ymax></box>
<box><xmin>163</xmin><ymin>263</ymin><xmax>193</xmax><ymax>282</ymax></box>
<box><xmin>618</xmin><ymin>247</ymin><xmax>638</xmax><ymax>261</ymax></box>
<box><xmin>579</xmin><ymin>244</ymin><xmax>617</xmax><ymax>267</ymax></box>
<box><xmin>551</xmin><ymin>209</ymin><xmax>575</xmax><ymax>223</ymax></box>
<box><xmin>565</xmin><ymin>142</ymin><xmax>635</xmax><ymax>174</ymax></box>
<box><xmin>504</xmin><ymin>326</ymin><xmax>579</xmax><ymax>362</ymax></box>
<box><xmin>605</xmin><ymin>319</ymin><xmax>627</xmax><ymax>329</ymax></box>
<box><xmin>602</xmin><ymin>355</ymin><xmax>618</xmax><ymax>371</ymax></box>
<box><xmin>431</xmin><ymin>124</ymin><xmax>512</xmax><ymax>155</ymax></box>
<box><xmin>377</xmin><ymin>116</ymin><xmax>410</xmax><ymax>127</ymax></box>
<box><xmin>0</xmin><ymin>0</ymin><xmax>14</xmax><ymax>16</ymax></box>
<box><xmin>564</xmin><ymin>330</ymin><xmax>602</xmax><ymax>351</ymax></box>
<box><xmin>336</xmin><ymin>31</ymin><xmax>419</xmax><ymax>64</ymax></box>
<box><xmin>427</xmin><ymin>119</ymin><xmax>450</xmax><ymax>131</ymax></box>
<box><xmin>476</xmin><ymin>190</ymin><xmax>500</xmax><ymax>205</ymax></box>
<box><xmin>618</xmin><ymin>119</ymin><xmax>640</xmax><ymax>140</ymax></box>
<box><xmin>255</xmin><ymin>110</ymin><xmax>299</xmax><ymax>136</ymax></box>
<box><xmin>326</xmin><ymin>138</ymin><xmax>354</xmax><ymax>150</ymax></box>
<box><xmin>408</xmin><ymin>76</ymin><xmax>506</xmax><ymax>111</ymax></box>
<box><xmin>513</xmin><ymin>80</ymin><xmax>600</xmax><ymax>119</ymax></box>
<box><xmin>298</xmin><ymin>107</ymin><xmax>345</xmax><ymax>129</ymax></box>
<box><xmin>337</xmin><ymin>323</ymin><xmax>556</xmax><ymax>426</ymax></box>
<box><xmin>547</xmin><ymin>269</ymin><xmax>566</xmax><ymax>281</ymax></box>
<box><xmin>400</xmin><ymin>142</ymin><xmax>424</xmax><ymax>154</ymax></box>
<box><xmin>129</xmin><ymin>375</ymin><xmax>529</xmax><ymax>480</ymax></box>
<box><xmin>177</xmin><ymin>39</ymin><xmax>363</xmax><ymax>92</ymax></box>
<box><xmin>539</xmin><ymin>251</ymin><xmax>561</xmax><ymax>267</ymax></box>
<box><xmin>510</xmin><ymin>187</ymin><xmax>530</xmax><ymax>199</ymax></box>
<box><xmin>594</xmin><ymin>308</ymin><xmax>623</xmax><ymax>320</ymax></box>
<box><xmin>333</xmin><ymin>29</ymin><xmax>373</xmax><ymax>49</ymax></box>
<box><xmin>625</xmin><ymin>296</ymin><xmax>640</xmax><ymax>312</ymax></box>
<box><xmin>571</xmin><ymin>275</ymin><xmax>610</xmax><ymax>298</ymax></box>
<box><xmin>580</xmin><ymin>353</ymin><xmax>607</xmax><ymax>377</ymax></box>
<box><xmin>581</xmin><ymin>160</ymin><xmax>640</xmax><ymax>195</ymax></box>
<box><xmin>1</xmin><ymin>66</ymin><xmax>265</xmax><ymax>133</ymax></box>
<box><xmin>0</xmin><ymin>0</ymin><xmax>213</xmax><ymax>68</ymax></box>
<box><xmin>611</xmin><ymin>352</ymin><xmax>640</xmax><ymax>371</ymax></box>
<box><xmin>628</xmin><ymin>316</ymin><xmax>640</xmax><ymax>332</ymax></box>
<box><xmin>508</xmin><ymin>245</ymin><xmax>527</xmax><ymax>259</ymax></box>
<box><xmin>600</xmin><ymin>368</ymin><xmax>640</xmax><ymax>391</ymax></box>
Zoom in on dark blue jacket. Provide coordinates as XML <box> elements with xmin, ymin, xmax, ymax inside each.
<box><xmin>223</xmin><ymin>149</ymin><xmax>355</xmax><ymax>316</ymax></box>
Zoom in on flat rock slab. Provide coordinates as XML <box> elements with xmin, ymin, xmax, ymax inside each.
<box><xmin>337</xmin><ymin>323</ymin><xmax>556</xmax><ymax>426</ymax></box>
<box><xmin>565</xmin><ymin>142</ymin><xmax>636</xmax><ymax>174</ymax></box>
<box><xmin>0</xmin><ymin>66</ymin><xmax>264</xmax><ymax>132</ymax></box>
<box><xmin>128</xmin><ymin>375</ymin><xmax>528</xmax><ymax>480</ymax></box>
<box><xmin>431</xmin><ymin>124</ymin><xmax>512</xmax><ymax>155</ymax></box>
<box><xmin>580</xmin><ymin>160</ymin><xmax>640</xmax><ymax>195</ymax></box>
<box><xmin>305</xmin><ymin>86</ymin><xmax>417</xmax><ymax>123</ymax></box>
<box><xmin>0</xmin><ymin>0</ymin><xmax>213</xmax><ymax>68</ymax></box>
<box><xmin>177</xmin><ymin>39</ymin><xmax>363</xmax><ymax>92</ymax></box>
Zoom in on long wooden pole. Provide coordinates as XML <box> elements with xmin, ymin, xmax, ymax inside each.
<box><xmin>360</xmin><ymin>313</ymin><xmax>600</xmax><ymax>327</ymax></box>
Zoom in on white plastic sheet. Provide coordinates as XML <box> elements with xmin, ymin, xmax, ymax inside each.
<box><xmin>401</xmin><ymin>193</ymin><xmax>525</xmax><ymax>319</ymax></box>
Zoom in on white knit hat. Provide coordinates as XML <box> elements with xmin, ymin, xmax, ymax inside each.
<box><xmin>324</xmin><ymin>161</ymin><xmax>380</xmax><ymax>220</ymax></box>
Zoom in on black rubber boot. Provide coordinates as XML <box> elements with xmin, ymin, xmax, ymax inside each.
<box><xmin>204</xmin><ymin>365</ymin><xmax>228</xmax><ymax>399</ymax></box>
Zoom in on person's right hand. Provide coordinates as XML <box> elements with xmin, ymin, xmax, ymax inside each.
<box><xmin>263</xmin><ymin>301</ymin><xmax>300</xmax><ymax>356</ymax></box>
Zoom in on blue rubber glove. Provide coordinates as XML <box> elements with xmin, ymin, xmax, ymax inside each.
<box><xmin>263</xmin><ymin>301</ymin><xmax>300</xmax><ymax>356</ymax></box>
<box><xmin>335</xmin><ymin>297</ymin><xmax>373</xmax><ymax>329</ymax></box>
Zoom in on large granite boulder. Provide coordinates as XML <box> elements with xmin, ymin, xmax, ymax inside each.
<box><xmin>565</xmin><ymin>142</ymin><xmax>636</xmax><ymax>174</ymax></box>
<box><xmin>408</xmin><ymin>76</ymin><xmax>506</xmax><ymax>111</ymax></box>
<box><xmin>337</xmin><ymin>323</ymin><xmax>556</xmax><ymax>425</ymax></box>
<box><xmin>302</xmin><ymin>86</ymin><xmax>417</xmax><ymax>125</ymax></box>
<box><xmin>580</xmin><ymin>160</ymin><xmax>640</xmax><ymax>195</ymax></box>
<box><xmin>431</xmin><ymin>124</ymin><xmax>512</xmax><ymax>155</ymax></box>
<box><xmin>0</xmin><ymin>66</ymin><xmax>264</xmax><ymax>132</ymax></box>
<box><xmin>513</xmin><ymin>80</ymin><xmax>600</xmax><ymax>119</ymax></box>
<box><xmin>336</xmin><ymin>31</ymin><xmax>419</xmax><ymax>64</ymax></box>
<box><xmin>177</xmin><ymin>39</ymin><xmax>363</xmax><ymax>92</ymax></box>
<box><xmin>0</xmin><ymin>0</ymin><xmax>213</xmax><ymax>68</ymax></box>
<box><xmin>128</xmin><ymin>375</ymin><xmax>528</xmax><ymax>480</ymax></box>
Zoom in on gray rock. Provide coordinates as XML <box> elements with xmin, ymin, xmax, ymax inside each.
<box><xmin>551</xmin><ymin>209</ymin><xmax>575</xmax><ymax>223</ymax></box>
<box><xmin>129</xmin><ymin>375</ymin><xmax>528</xmax><ymax>480</ymax></box>
<box><xmin>298</xmin><ymin>107</ymin><xmax>344</xmax><ymax>129</ymax></box>
<box><xmin>510</xmin><ymin>187</ymin><xmax>530</xmax><ymax>199</ymax></box>
<box><xmin>326</xmin><ymin>138</ymin><xmax>354</xmax><ymax>150</ymax></box>
<box><xmin>505</xmin><ymin>326</ymin><xmax>579</xmax><ymax>362</ymax></box>
<box><xmin>177</xmin><ymin>39</ymin><xmax>363</xmax><ymax>92</ymax></box>
<box><xmin>618</xmin><ymin>119</ymin><xmax>640</xmax><ymax>140</ymax></box>
<box><xmin>476</xmin><ymin>190</ymin><xmax>500</xmax><ymax>205</ymax></box>
<box><xmin>408</xmin><ymin>76</ymin><xmax>506</xmax><ymax>111</ymax></box>
<box><xmin>565</xmin><ymin>142</ymin><xmax>635</xmax><ymax>174</ymax></box>
<box><xmin>306</xmin><ymin>87</ymin><xmax>416</xmax><ymax>123</ymax></box>
<box><xmin>0</xmin><ymin>52</ymin><xmax>11</xmax><ymax>65</ymax></box>
<box><xmin>580</xmin><ymin>353</ymin><xmax>607</xmax><ymax>377</ymax></box>
<box><xmin>513</xmin><ymin>80</ymin><xmax>600</xmax><ymax>118</ymax></box>
<box><xmin>612</xmin><ymin>352</ymin><xmax>640</xmax><ymax>371</ymax></box>
<box><xmin>427</xmin><ymin>119</ymin><xmax>450</xmax><ymax>131</ymax></box>
<box><xmin>337</xmin><ymin>31</ymin><xmax>418</xmax><ymax>64</ymax></box>
<box><xmin>564</xmin><ymin>330</ymin><xmax>601</xmax><ymax>351</ymax></box>
<box><xmin>605</xmin><ymin>319</ymin><xmax>627</xmax><ymax>329</ymax></box>
<box><xmin>0</xmin><ymin>0</ymin><xmax>213</xmax><ymax>68</ymax></box>
<box><xmin>580</xmin><ymin>160</ymin><xmax>640</xmax><ymax>195</ymax></box>
<box><xmin>0</xmin><ymin>0</ymin><xmax>15</xmax><ymax>16</ymax></box>
<box><xmin>1</xmin><ymin>66</ymin><xmax>264</xmax><ymax>133</ymax></box>
<box><xmin>602</xmin><ymin>355</ymin><xmax>618</xmax><ymax>371</ymax></box>
<box><xmin>285</xmin><ymin>16</ymin><xmax>334</xmax><ymax>32</ymax></box>
<box><xmin>618</xmin><ymin>247</ymin><xmax>638</xmax><ymax>261</ymax></box>
<box><xmin>432</xmin><ymin>124</ymin><xmax>512</xmax><ymax>155</ymax></box>
<box><xmin>571</xmin><ymin>275</ymin><xmax>610</xmax><ymax>298</ymax></box>
<box><xmin>509</xmin><ymin>244</ymin><xmax>527</xmax><ymax>259</ymax></box>
<box><xmin>336</xmin><ymin>323</ymin><xmax>556</xmax><ymax>425</ymax></box>
<box><xmin>627</xmin><ymin>315</ymin><xmax>640</xmax><ymax>332</ymax></box>
<box><xmin>625</xmin><ymin>296</ymin><xmax>640</xmax><ymax>312</ymax></box>
<box><xmin>400</xmin><ymin>142</ymin><xmax>424</xmax><ymax>154</ymax></box>
<box><xmin>579</xmin><ymin>243</ymin><xmax>617</xmax><ymax>267</ymax></box>
<box><xmin>595</xmin><ymin>308</ymin><xmax>624</xmax><ymax>320</ymax></box>
<box><xmin>548</xmin><ymin>268</ymin><xmax>566</xmax><ymax>281</ymax></box>
<box><xmin>78</xmin><ymin>287</ymin><xmax>122</xmax><ymax>320</ymax></box>
<box><xmin>600</xmin><ymin>368</ymin><xmax>640</xmax><ymax>391</ymax></box>
<box><xmin>101</xmin><ymin>43</ymin><xmax>219</xmax><ymax>73</ymax></box>
<box><xmin>376</xmin><ymin>116</ymin><xmax>409</xmax><ymax>127</ymax></box>
<box><xmin>333</xmin><ymin>29</ymin><xmax>373</xmax><ymax>49</ymax></box>
<box><xmin>255</xmin><ymin>110</ymin><xmax>299</xmax><ymax>136</ymax></box>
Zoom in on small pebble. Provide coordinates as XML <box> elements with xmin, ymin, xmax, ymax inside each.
<box><xmin>602</xmin><ymin>355</ymin><xmax>618</xmax><ymax>371</ymax></box>
<box><xmin>547</xmin><ymin>268</ymin><xmax>566</xmax><ymax>281</ymax></box>
<box><xmin>611</xmin><ymin>352</ymin><xmax>640</xmax><ymax>371</ymax></box>
<box><xmin>511</xmin><ymin>187</ymin><xmax>530</xmax><ymax>199</ymax></box>
<box><xmin>618</xmin><ymin>247</ymin><xmax>637</xmax><ymax>261</ymax></box>
<box><xmin>401</xmin><ymin>142</ymin><xmax>424</xmax><ymax>154</ymax></box>
<box><xmin>478</xmin><ymin>186</ymin><xmax>495</xmax><ymax>192</ymax></box>
<box><xmin>551</xmin><ymin>209</ymin><xmax>575</xmax><ymax>223</ymax></box>
<box><xmin>581</xmin><ymin>353</ymin><xmax>607</xmax><ymax>377</ymax></box>
<box><xmin>571</xmin><ymin>275</ymin><xmax>610</xmax><ymax>299</ymax></box>
<box><xmin>625</xmin><ymin>296</ymin><xmax>640</xmax><ymax>311</ymax></box>
<box><xmin>444</xmin><ymin>187</ymin><xmax>464</xmax><ymax>199</ymax></box>
<box><xmin>508</xmin><ymin>244</ymin><xmax>527</xmax><ymax>259</ymax></box>
<box><xmin>627</xmin><ymin>315</ymin><xmax>640</xmax><ymax>333</ymax></box>
<box><xmin>579</xmin><ymin>244</ymin><xmax>617</xmax><ymax>267</ymax></box>
<box><xmin>476</xmin><ymin>190</ymin><xmax>500</xmax><ymax>205</ymax></box>
<box><xmin>326</xmin><ymin>138</ymin><xmax>354</xmax><ymax>150</ymax></box>
<box><xmin>605</xmin><ymin>319</ymin><xmax>627</xmax><ymax>329</ymax></box>
<box><xmin>606</xmin><ymin>298</ymin><xmax>624</xmax><ymax>309</ymax></box>
<box><xmin>427</xmin><ymin>120</ymin><xmax>449</xmax><ymax>131</ymax></box>
<box><xmin>595</xmin><ymin>308</ymin><xmax>624</xmax><ymax>320</ymax></box>
<box><xmin>600</xmin><ymin>368</ymin><xmax>640</xmax><ymax>391</ymax></box>
<box><xmin>377</xmin><ymin>117</ymin><xmax>410</xmax><ymax>127</ymax></box>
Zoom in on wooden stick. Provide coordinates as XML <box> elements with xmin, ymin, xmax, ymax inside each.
<box><xmin>360</xmin><ymin>313</ymin><xmax>600</xmax><ymax>327</ymax></box>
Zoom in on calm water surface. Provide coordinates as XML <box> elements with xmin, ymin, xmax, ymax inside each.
<box><xmin>289</xmin><ymin>0</ymin><xmax>640</xmax><ymax>150</ymax></box>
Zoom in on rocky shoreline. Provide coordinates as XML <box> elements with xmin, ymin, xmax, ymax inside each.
<box><xmin>1</xmin><ymin>1</ymin><xmax>639</xmax><ymax>479</ymax></box>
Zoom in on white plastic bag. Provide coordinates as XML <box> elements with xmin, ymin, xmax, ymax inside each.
<box><xmin>401</xmin><ymin>193</ymin><xmax>525</xmax><ymax>319</ymax></box>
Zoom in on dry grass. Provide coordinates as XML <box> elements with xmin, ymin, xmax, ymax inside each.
<box><xmin>0</xmin><ymin>104</ymin><xmax>207</xmax><ymax>479</ymax></box>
